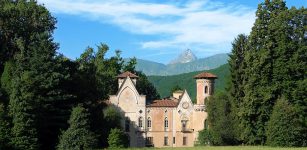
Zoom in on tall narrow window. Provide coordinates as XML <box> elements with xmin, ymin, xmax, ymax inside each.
<box><xmin>138</xmin><ymin>117</ymin><xmax>143</xmax><ymax>128</ymax></box>
<box><xmin>125</xmin><ymin>118</ymin><xmax>130</xmax><ymax>132</ymax></box>
<box><xmin>181</xmin><ymin>120</ymin><xmax>187</xmax><ymax>131</ymax></box>
<box><xmin>164</xmin><ymin>117</ymin><xmax>168</xmax><ymax>128</ymax></box>
<box><xmin>173</xmin><ymin>137</ymin><xmax>176</xmax><ymax>144</ymax></box>
<box><xmin>183</xmin><ymin>137</ymin><xmax>187</xmax><ymax>145</ymax></box>
<box><xmin>147</xmin><ymin>117</ymin><xmax>151</xmax><ymax>128</ymax></box>
<box><xmin>205</xmin><ymin>86</ymin><xmax>208</xmax><ymax>94</ymax></box>
<box><xmin>164</xmin><ymin>136</ymin><xmax>168</xmax><ymax>146</ymax></box>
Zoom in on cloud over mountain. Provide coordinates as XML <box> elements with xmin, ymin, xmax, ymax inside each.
<box><xmin>38</xmin><ymin>0</ymin><xmax>255</xmax><ymax>54</ymax></box>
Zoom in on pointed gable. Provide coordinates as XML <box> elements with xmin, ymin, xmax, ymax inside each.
<box><xmin>177</xmin><ymin>90</ymin><xmax>194</xmax><ymax>112</ymax></box>
<box><xmin>117</xmin><ymin>76</ymin><xmax>140</xmax><ymax>102</ymax></box>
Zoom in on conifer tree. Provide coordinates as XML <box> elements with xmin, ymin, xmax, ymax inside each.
<box><xmin>57</xmin><ymin>105</ymin><xmax>97</xmax><ymax>150</ymax></box>
<box><xmin>266</xmin><ymin>98</ymin><xmax>306</xmax><ymax>146</ymax></box>
<box><xmin>207</xmin><ymin>92</ymin><xmax>238</xmax><ymax>145</ymax></box>
<box><xmin>228</xmin><ymin>34</ymin><xmax>248</xmax><ymax>143</ymax></box>
<box><xmin>241</xmin><ymin>0</ymin><xmax>288</xmax><ymax>144</ymax></box>
<box><xmin>1</xmin><ymin>1</ymin><xmax>73</xmax><ymax>149</ymax></box>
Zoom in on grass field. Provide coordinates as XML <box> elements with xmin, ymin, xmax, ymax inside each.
<box><xmin>121</xmin><ymin>146</ymin><xmax>307</xmax><ymax>150</ymax></box>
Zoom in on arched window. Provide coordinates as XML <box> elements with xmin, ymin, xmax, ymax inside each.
<box><xmin>138</xmin><ymin>117</ymin><xmax>143</xmax><ymax>128</ymax></box>
<box><xmin>147</xmin><ymin>117</ymin><xmax>152</xmax><ymax>128</ymax></box>
<box><xmin>204</xmin><ymin>86</ymin><xmax>208</xmax><ymax>94</ymax></box>
<box><xmin>204</xmin><ymin>119</ymin><xmax>208</xmax><ymax>129</ymax></box>
<box><xmin>164</xmin><ymin>117</ymin><xmax>168</xmax><ymax>128</ymax></box>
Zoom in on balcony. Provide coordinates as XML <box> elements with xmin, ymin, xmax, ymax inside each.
<box><xmin>181</xmin><ymin>127</ymin><xmax>194</xmax><ymax>133</ymax></box>
<box><xmin>194</xmin><ymin>104</ymin><xmax>206</xmax><ymax>111</ymax></box>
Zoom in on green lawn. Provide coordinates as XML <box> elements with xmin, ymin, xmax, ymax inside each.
<box><xmin>122</xmin><ymin>146</ymin><xmax>307</xmax><ymax>150</ymax></box>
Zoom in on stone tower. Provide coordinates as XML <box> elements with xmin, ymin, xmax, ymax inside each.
<box><xmin>194</xmin><ymin>72</ymin><xmax>217</xmax><ymax>105</ymax></box>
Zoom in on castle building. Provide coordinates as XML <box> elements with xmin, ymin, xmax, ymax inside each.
<box><xmin>108</xmin><ymin>71</ymin><xmax>217</xmax><ymax>147</ymax></box>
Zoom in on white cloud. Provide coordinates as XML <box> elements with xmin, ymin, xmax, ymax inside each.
<box><xmin>38</xmin><ymin>0</ymin><xmax>255</xmax><ymax>53</ymax></box>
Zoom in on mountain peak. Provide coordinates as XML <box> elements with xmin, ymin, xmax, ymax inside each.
<box><xmin>169</xmin><ymin>49</ymin><xmax>197</xmax><ymax>64</ymax></box>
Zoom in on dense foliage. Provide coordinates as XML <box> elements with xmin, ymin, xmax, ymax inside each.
<box><xmin>57</xmin><ymin>105</ymin><xmax>97</xmax><ymax>150</ymax></box>
<box><xmin>0</xmin><ymin>1</ymin><xmax>156</xmax><ymax>149</ymax></box>
<box><xmin>203</xmin><ymin>0</ymin><xmax>306</xmax><ymax>147</ymax></box>
<box><xmin>107</xmin><ymin>128</ymin><xmax>129</xmax><ymax>149</ymax></box>
<box><xmin>206</xmin><ymin>92</ymin><xmax>238</xmax><ymax>145</ymax></box>
<box><xmin>266</xmin><ymin>98</ymin><xmax>306</xmax><ymax>146</ymax></box>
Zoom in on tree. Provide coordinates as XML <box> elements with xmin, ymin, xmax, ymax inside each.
<box><xmin>1</xmin><ymin>60</ymin><xmax>14</xmax><ymax>96</ymax></box>
<box><xmin>107</xmin><ymin>128</ymin><xmax>129</xmax><ymax>149</ymax></box>
<box><xmin>197</xmin><ymin>129</ymin><xmax>213</xmax><ymax>146</ymax></box>
<box><xmin>122</xmin><ymin>58</ymin><xmax>160</xmax><ymax>103</ymax></box>
<box><xmin>170</xmin><ymin>85</ymin><xmax>183</xmax><ymax>95</ymax></box>
<box><xmin>0</xmin><ymin>0</ymin><xmax>56</xmax><ymax>74</ymax></box>
<box><xmin>104</xmin><ymin>107</ymin><xmax>122</xmax><ymax>130</ymax></box>
<box><xmin>136</xmin><ymin>71</ymin><xmax>160</xmax><ymax>103</ymax></box>
<box><xmin>228</xmin><ymin>34</ymin><xmax>248</xmax><ymax>143</ymax></box>
<box><xmin>1</xmin><ymin>1</ymin><xmax>72</xmax><ymax>149</ymax></box>
<box><xmin>241</xmin><ymin>0</ymin><xmax>288</xmax><ymax>144</ymax></box>
<box><xmin>9</xmin><ymin>67</ymin><xmax>40</xmax><ymax>150</ymax></box>
<box><xmin>266</xmin><ymin>98</ymin><xmax>307</xmax><ymax>147</ymax></box>
<box><xmin>123</xmin><ymin>57</ymin><xmax>137</xmax><ymax>72</ymax></box>
<box><xmin>0</xmin><ymin>103</ymin><xmax>11</xmax><ymax>149</ymax></box>
<box><xmin>229</xmin><ymin>1</ymin><xmax>306</xmax><ymax>146</ymax></box>
<box><xmin>57</xmin><ymin>105</ymin><xmax>97</xmax><ymax>150</ymax></box>
<box><xmin>206</xmin><ymin>92</ymin><xmax>238</xmax><ymax>145</ymax></box>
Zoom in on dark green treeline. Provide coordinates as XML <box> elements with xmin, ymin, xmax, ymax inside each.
<box><xmin>0</xmin><ymin>1</ymin><xmax>159</xmax><ymax>150</ymax></box>
<box><xmin>201</xmin><ymin>0</ymin><xmax>306</xmax><ymax>147</ymax></box>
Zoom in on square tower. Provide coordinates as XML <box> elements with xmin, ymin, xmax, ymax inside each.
<box><xmin>194</xmin><ymin>72</ymin><xmax>217</xmax><ymax>105</ymax></box>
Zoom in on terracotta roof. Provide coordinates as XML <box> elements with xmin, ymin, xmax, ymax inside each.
<box><xmin>194</xmin><ymin>72</ymin><xmax>217</xmax><ymax>79</ymax></box>
<box><xmin>147</xmin><ymin>99</ymin><xmax>178</xmax><ymax>107</ymax></box>
<box><xmin>117</xmin><ymin>71</ymin><xmax>139</xmax><ymax>78</ymax></box>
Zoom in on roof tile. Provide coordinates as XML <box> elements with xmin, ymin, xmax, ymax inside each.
<box><xmin>147</xmin><ymin>99</ymin><xmax>178</xmax><ymax>107</ymax></box>
<box><xmin>194</xmin><ymin>72</ymin><xmax>217</xmax><ymax>79</ymax></box>
<box><xmin>117</xmin><ymin>71</ymin><xmax>139</xmax><ymax>78</ymax></box>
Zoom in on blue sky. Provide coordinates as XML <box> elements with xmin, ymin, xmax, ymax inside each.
<box><xmin>38</xmin><ymin>0</ymin><xmax>306</xmax><ymax>64</ymax></box>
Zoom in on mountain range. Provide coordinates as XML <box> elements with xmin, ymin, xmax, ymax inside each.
<box><xmin>129</xmin><ymin>53</ymin><xmax>229</xmax><ymax>76</ymax></box>
<box><xmin>169</xmin><ymin>49</ymin><xmax>197</xmax><ymax>64</ymax></box>
<box><xmin>147</xmin><ymin>64</ymin><xmax>230</xmax><ymax>102</ymax></box>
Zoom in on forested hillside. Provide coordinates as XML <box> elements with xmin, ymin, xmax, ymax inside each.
<box><xmin>148</xmin><ymin>64</ymin><xmax>229</xmax><ymax>101</ymax></box>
